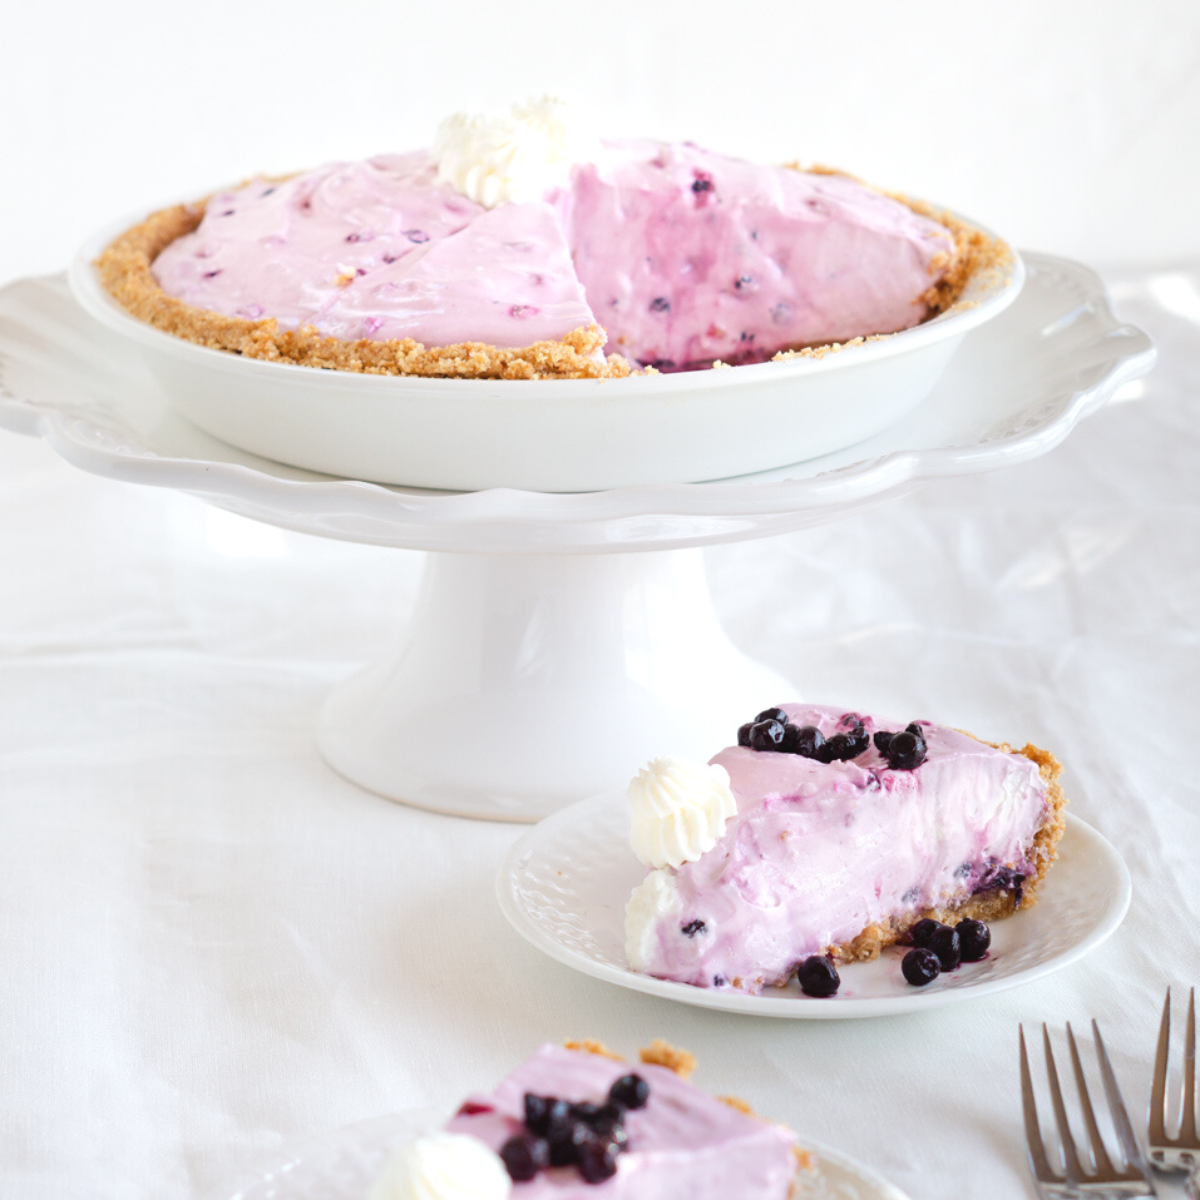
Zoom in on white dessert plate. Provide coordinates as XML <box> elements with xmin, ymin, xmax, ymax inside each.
<box><xmin>69</xmin><ymin>211</ymin><xmax>1023</xmax><ymax>492</ymax></box>
<box><xmin>497</xmin><ymin>795</ymin><xmax>1130</xmax><ymax>1019</ymax></box>
<box><xmin>213</xmin><ymin>1108</ymin><xmax>909</xmax><ymax>1200</ymax></box>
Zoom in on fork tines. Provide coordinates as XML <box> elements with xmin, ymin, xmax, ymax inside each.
<box><xmin>1020</xmin><ymin>1020</ymin><xmax>1156</xmax><ymax>1197</ymax></box>
<box><xmin>1148</xmin><ymin>986</ymin><xmax>1200</xmax><ymax>1169</ymax></box>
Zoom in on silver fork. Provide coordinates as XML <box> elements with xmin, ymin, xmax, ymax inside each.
<box><xmin>1148</xmin><ymin>987</ymin><xmax>1200</xmax><ymax>1198</ymax></box>
<box><xmin>1020</xmin><ymin>1021</ymin><xmax>1157</xmax><ymax>1198</ymax></box>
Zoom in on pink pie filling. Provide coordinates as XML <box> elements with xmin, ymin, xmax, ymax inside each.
<box><xmin>445</xmin><ymin>1044</ymin><xmax>796</xmax><ymax>1198</ymax></box>
<box><xmin>632</xmin><ymin>706</ymin><xmax>1052</xmax><ymax>993</ymax></box>
<box><xmin>151</xmin><ymin>142</ymin><xmax>955</xmax><ymax>371</ymax></box>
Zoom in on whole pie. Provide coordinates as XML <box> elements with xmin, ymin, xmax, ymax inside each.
<box><xmin>96</xmin><ymin>99</ymin><xmax>1009</xmax><ymax>380</ymax></box>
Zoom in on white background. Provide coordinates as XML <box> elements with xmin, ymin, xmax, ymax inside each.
<box><xmin>2</xmin><ymin>0</ymin><xmax>1200</xmax><ymax>285</ymax></box>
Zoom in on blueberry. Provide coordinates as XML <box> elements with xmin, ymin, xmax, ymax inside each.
<box><xmin>576</xmin><ymin>1138</ymin><xmax>621</xmax><ymax>1182</ymax></box>
<box><xmin>902</xmin><ymin>947</ymin><xmax>941</xmax><ymax>986</ymax></box>
<box><xmin>680</xmin><ymin>919</ymin><xmax>707</xmax><ymax>937</ymax></box>
<box><xmin>749</xmin><ymin>719</ymin><xmax>787</xmax><ymax>752</ymax></box>
<box><xmin>846</xmin><ymin>729</ymin><xmax>870</xmax><ymax>757</ymax></box>
<box><xmin>928</xmin><ymin>925</ymin><xmax>961</xmax><ymax>971</ymax></box>
<box><xmin>822</xmin><ymin>734</ymin><xmax>849</xmax><ymax>760</ymax></box>
<box><xmin>649</xmin><ymin>297</ymin><xmax>670</xmax><ymax>313</ymax></box>
<box><xmin>524</xmin><ymin>1092</ymin><xmax>550</xmax><ymax>1134</ymax></box>
<box><xmin>585</xmin><ymin>1103</ymin><xmax>627</xmax><ymax>1141</ymax></box>
<box><xmin>754</xmin><ymin>707</ymin><xmax>789</xmax><ymax>725</ymax></box>
<box><xmin>529</xmin><ymin>1096</ymin><xmax>572</xmax><ymax>1139</ymax></box>
<box><xmin>905</xmin><ymin>722</ymin><xmax>927</xmax><ymax>740</ymax></box>
<box><xmin>797</xmin><ymin>955</ymin><xmax>840</xmax><ymax>997</ymax></box>
<box><xmin>500</xmin><ymin>1133</ymin><xmax>549</xmax><ymax>1181</ymax></box>
<box><xmin>737</xmin><ymin>722</ymin><xmax>753</xmax><ymax>747</ymax></box>
<box><xmin>957</xmin><ymin>919</ymin><xmax>991</xmax><ymax>961</ymax></box>
<box><xmin>572</xmin><ymin>1101</ymin><xmax>603</xmax><ymax>1123</ymax></box>
<box><xmin>885</xmin><ymin>730</ymin><xmax>927</xmax><ymax>770</ymax></box>
<box><xmin>789</xmin><ymin>725</ymin><xmax>826</xmax><ymax>758</ymax></box>
<box><xmin>609</xmin><ymin>1073</ymin><xmax>650</xmax><ymax>1110</ymax></box>
<box><xmin>839</xmin><ymin>719</ymin><xmax>870</xmax><ymax>758</ymax></box>
<box><xmin>908</xmin><ymin>918</ymin><xmax>945</xmax><ymax>948</ymax></box>
<box><xmin>548</xmin><ymin>1119</ymin><xmax>592</xmax><ymax>1167</ymax></box>
<box><xmin>824</xmin><ymin>731</ymin><xmax>868</xmax><ymax>761</ymax></box>
<box><xmin>873</xmin><ymin>730</ymin><xmax>894</xmax><ymax>754</ymax></box>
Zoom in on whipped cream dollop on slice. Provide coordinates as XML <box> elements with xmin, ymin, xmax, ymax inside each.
<box><xmin>628</xmin><ymin>756</ymin><xmax>737</xmax><ymax>869</ymax></box>
<box><xmin>625</xmin><ymin>868</ymin><xmax>683</xmax><ymax>972</ymax></box>
<box><xmin>432</xmin><ymin>96</ymin><xmax>597</xmax><ymax>207</ymax></box>
<box><xmin>368</xmin><ymin>1132</ymin><xmax>512</xmax><ymax>1200</ymax></box>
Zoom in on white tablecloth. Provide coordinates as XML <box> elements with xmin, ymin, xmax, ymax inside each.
<box><xmin>1</xmin><ymin>265</ymin><xmax>1197</xmax><ymax>1199</ymax></box>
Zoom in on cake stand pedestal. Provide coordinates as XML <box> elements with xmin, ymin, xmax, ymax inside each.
<box><xmin>0</xmin><ymin>255</ymin><xmax>1154</xmax><ymax>820</ymax></box>
<box><xmin>318</xmin><ymin>549</ymin><xmax>792</xmax><ymax>820</ymax></box>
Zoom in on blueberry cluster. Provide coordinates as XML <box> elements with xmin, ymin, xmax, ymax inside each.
<box><xmin>900</xmin><ymin>917</ymin><xmax>990</xmax><ymax>986</ymax></box>
<box><xmin>500</xmin><ymin>1074</ymin><xmax>649</xmax><ymax>1185</ymax></box>
<box><xmin>736</xmin><ymin>708</ymin><xmax>932</xmax><ymax>771</ymax></box>
<box><xmin>873</xmin><ymin>724</ymin><xmax>928</xmax><ymax>771</ymax></box>
<box><xmin>736</xmin><ymin>708</ymin><xmax>868</xmax><ymax>763</ymax></box>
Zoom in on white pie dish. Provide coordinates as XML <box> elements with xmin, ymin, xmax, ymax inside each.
<box><xmin>69</xmin><ymin>210</ymin><xmax>1023</xmax><ymax>492</ymax></box>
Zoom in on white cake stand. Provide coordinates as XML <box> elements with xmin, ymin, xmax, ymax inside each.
<box><xmin>0</xmin><ymin>255</ymin><xmax>1153</xmax><ymax>820</ymax></box>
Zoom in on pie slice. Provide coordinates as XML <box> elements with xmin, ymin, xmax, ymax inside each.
<box><xmin>625</xmin><ymin>704</ymin><xmax>1066</xmax><ymax>994</ymax></box>
<box><xmin>435</xmin><ymin>1040</ymin><xmax>799</xmax><ymax>1197</ymax></box>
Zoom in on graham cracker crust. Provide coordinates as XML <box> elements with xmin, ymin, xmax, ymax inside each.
<box><xmin>95</xmin><ymin>162</ymin><xmax>1007</xmax><ymax>381</ymax></box>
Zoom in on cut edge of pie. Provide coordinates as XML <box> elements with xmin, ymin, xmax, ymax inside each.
<box><xmin>795</xmin><ymin>738</ymin><xmax>1066</xmax><ymax>972</ymax></box>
